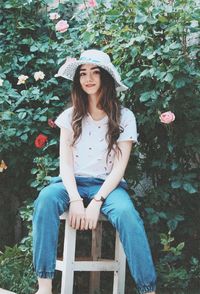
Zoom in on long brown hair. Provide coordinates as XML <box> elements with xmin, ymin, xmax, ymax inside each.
<box><xmin>71</xmin><ymin>65</ymin><xmax>123</xmax><ymax>159</ymax></box>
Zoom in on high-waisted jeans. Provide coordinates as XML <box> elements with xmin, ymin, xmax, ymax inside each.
<box><xmin>32</xmin><ymin>176</ymin><xmax>156</xmax><ymax>294</ymax></box>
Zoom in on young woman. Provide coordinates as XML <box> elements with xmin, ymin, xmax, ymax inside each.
<box><xmin>32</xmin><ymin>49</ymin><xmax>157</xmax><ymax>294</ymax></box>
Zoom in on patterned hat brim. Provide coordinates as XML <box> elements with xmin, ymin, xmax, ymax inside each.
<box><xmin>55</xmin><ymin>60</ymin><xmax>128</xmax><ymax>92</ymax></box>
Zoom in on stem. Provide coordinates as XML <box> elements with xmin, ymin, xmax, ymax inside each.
<box><xmin>83</xmin><ymin>0</ymin><xmax>90</xmax><ymax>18</ymax></box>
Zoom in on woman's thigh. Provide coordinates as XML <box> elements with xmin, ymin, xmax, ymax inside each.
<box><xmin>33</xmin><ymin>180</ymin><xmax>88</xmax><ymax>216</ymax></box>
<box><xmin>100</xmin><ymin>187</ymin><xmax>143</xmax><ymax>225</ymax></box>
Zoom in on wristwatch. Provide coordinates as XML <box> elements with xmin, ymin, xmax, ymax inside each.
<box><xmin>93</xmin><ymin>195</ymin><xmax>105</xmax><ymax>203</ymax></box>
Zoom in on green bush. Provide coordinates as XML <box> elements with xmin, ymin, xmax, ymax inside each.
<box><xmin>0</xmin><ymin>0</ymin><xmax>199</xmax><ymax>292</ymax></box>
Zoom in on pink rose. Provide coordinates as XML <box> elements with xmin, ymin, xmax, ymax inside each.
<box><xmin>55</xmin><ymin>20</ymin><xmax>69</xmax><ymax>33</ymax></box>
<box><xmin>88</xmin><ymin>0</ymin><xmax>97</xmax><ymax>7</ymax></box>
<box><xmin>159</xmin><ymin>111</ymin><xmax>175</xmax><ymax>124</ymax></box>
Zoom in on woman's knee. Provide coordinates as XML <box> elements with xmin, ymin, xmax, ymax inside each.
<box><xmin>34</xmin><ymin>183</ymin><xmax>67</xmax><ymax>213</ymax></box>
<box><xmin>116</xmin><ymin>202</ymin><xmax>142</xmax><ymax>221</ymax></box>
<box><xmin>106</xmin><ymin>189</ymin><xmax>143</xmax><ymax>225</ymax></box>
<box><xmin>35</xmin><ymin>186</ymin><xmax>54</xmax><ymax>208</ymax></box>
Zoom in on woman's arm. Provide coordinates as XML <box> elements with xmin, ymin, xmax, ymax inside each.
<box><xmin>59</xmin><ymin>127</ymin><xmax>79</xmax><ymax>199</ymax></box>
<box><xmin>59</xmin><ymin>127</ymin><xmax>85</xmax><ymax>229</ymax></box>
<box><xmin>84</xmin><ymin>140</ymin><xmax>133</xmax><ymax>230</ymax></box>
<box><xmin>95</xmin><ymin>140</ymin><xmax>133</xmax><ymax>199</ymax></box>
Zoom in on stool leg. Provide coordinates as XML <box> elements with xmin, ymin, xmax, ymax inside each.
<box><xmin>89</xmin><ymin>222</ymin><xmax>102</xmax><ymax>294</ymax></box>
<box><xmin>60</xmin><ymin>218</ymin><xmax>76</xmax><ymax>294</ymax></box>
<box><xmin>113</xmin><ymin>232</ymin><xmax>126</xmax><ymax>294</ymax></box>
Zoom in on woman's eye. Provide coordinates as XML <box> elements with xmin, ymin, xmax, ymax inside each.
<box><xmin>93</xmin><ymin>71</ymin><xmax>100</xmax><ymax>74</ymax></box>
<box><xmin>80</xmin><ymin>72</ymin><xmax>85</xmax><ymax>76</ymax></box>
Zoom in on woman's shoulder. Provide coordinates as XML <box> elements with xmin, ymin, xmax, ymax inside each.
<box><xmin>55</xmin><ymin>106</ymin><xmax>74</xmax><ymax>129</ymax></box>
<box><xmin>120</xmin><ymin>106</ymin><xmax>136</xmax><ymax>120</ymax></box>
<box><xmin>57</xmin><ymin>106</ymin><xmax>74</xmax><ymax>120</ymax></box>
<box><xmin>61</xmin><ymin>106</ymin><xmax>73</xmax><ymax>115</ymax></box>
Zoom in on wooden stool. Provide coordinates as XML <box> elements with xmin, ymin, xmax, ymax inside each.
<box><xmin>56</xmin><ymin>212</ymin><xmax>126</xmax><ymax>294</ymax></box>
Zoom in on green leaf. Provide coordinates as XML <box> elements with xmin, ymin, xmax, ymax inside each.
<box><xmin>134</xmin><ymin>35</ymin><xmax>145</xmax><ymax>42</ymax></box>
<box><xmin>171</xmin><ymin>162</ymin><xmax>178</xmax><ymax>170</ymax></box>
<box><xmin>139</xmin><ymin>69</ymin><xmax>149</xmax><ymax>78</ymax></box>
<box><xmin>7</xmin><ymin>128</ymin><xmax>16</xmax><ymax>136</ymax></box>
<box><xmin>171</xmin><ymin>181</ymin><xmax>181</xmax><ymax>189</ymax></box>
<box><xmin>4</xmin><ymin>4</ymin><xmax>13</xmax><ymax>9</ymax></box>
<box><xmin>2</xmin><ymin>111</ymin><xmax>12</xmax><ymax>120</ymax></box>
<box><xmin>175</xmin><ymin>79</ymin><xmax>186</xmax><ymax>89</ymax></box>
<box><xmin>126</xmin><ymin>69</ymin><xmax>134</xmax><ymax>77</ymax></box>
<box><xmin>167</xmin><ymin>219</ymin><xmax>178</xmax><ymax>231</ymax></box>
<box><xmin>30</xmin><ymin>45</ymin><xmax>38</xmax><ymax>52</ymax></box>
<box><xmin>31</xmin><ymin>168</ymin><xmax>38</xmax><ymax>175</ymax></box>
<box><xmin>18</xmin><ymin>112</ymin><xmax>26</xmax><ymax>120</ymax></box>
<box><xmin>175</xmin><ymin>215</ymin><xmax>184</xmax><ymax>221</ymax></box>
<box><xmin>147</xmin><ymin>53</ymin><xmax>155</xmax><ymax>60</ymax></box>
<box><xmin>21</xmin><ymin>134</ymin><xmax>28</xmax><ymax>141</ymax></box>
<box><xmin>167</xmin><ymin>143</ymin><xmax>174</xmax><ymax>153</ymax></box>
<box><xmin>183</xmin><ymin>183</ymin><xmax>197</xmax><ymax>194</ymax></box>
<box><xmin>159</xmin><ymin>212</ymin><xmax>167</xmax><ymax>219</ymax></box>
<box><xmin>145</xmin><ymin>208</ymin><xmax>154</xmax><ymax>214</ymax></box>
<box><xmin>135</xmin><ymin>12</ymin><xmax>148</xmax><ymax>24</ymax></box>
<box><xmin>164</xmin><ymin>73</ymin><xmax>173</xmax><ymax>82</ymax></box>
<box><xmin>139</xmin><ymin>91</ymin><xmax>158</xmax><ymax>102</ymax></box>
<box><xmin>177</xmin><ymin>242</ymin><xmax>185</xmax><ymax>251</ymax></box>
<box><xmin>158</xmin><ymin>16</ymin><xmax>168</xmax><ymax>23</ymax></box>
<box><xmin>151</xmin><ymin>215</ymin><xmax>159</xmax><ymax>224</ymax></box>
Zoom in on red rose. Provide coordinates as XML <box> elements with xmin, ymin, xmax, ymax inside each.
<box><xmin>35</xmin><ymin>134</ymin><xmax>48</xmax><ymax>148</ymax></box>
<box><xmin>48</xmin><ymin>119</ymin><xmax>57</xmax><ymax>128</ymax></box>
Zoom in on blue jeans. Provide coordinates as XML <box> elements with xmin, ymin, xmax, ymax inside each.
<box><xmin>32</xmin><ymin>176</ymin><xmax>156</xmax><ymax>294</ymax></box>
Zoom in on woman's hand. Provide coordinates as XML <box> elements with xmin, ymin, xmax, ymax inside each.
<box><xmin>84</xmin><ymin>199</ymin><xmax>102</xmax><ymax>230</ymax></box>
<box><xmin>69</xmin><ymin>200</ymin><xmax>85</xmax><ymax>230</ymax></box>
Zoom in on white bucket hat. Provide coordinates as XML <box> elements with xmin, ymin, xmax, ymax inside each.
<box><xmin>55</xmin><ymin>49</ymin><xmax>128</xmax><ymax>92</ymax></box>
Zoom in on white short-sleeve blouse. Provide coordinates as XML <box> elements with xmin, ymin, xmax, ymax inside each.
<box><xmin>55</xmin><ymin>106</ymin><xmax>138</xmax><ymax>180</ymax></box>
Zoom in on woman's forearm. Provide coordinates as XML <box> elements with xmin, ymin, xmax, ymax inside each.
<box><xmin>59</xmin><ymin>128</ymin><xmax>81</xmax><ymax>200</ymax></box>
<box><xmin>95</xmin><ymin>141</ymin><xmax>133</xmax><ymax>200</ymax></box>
<box><xmin>60</xmin><ymin>165</ymin><xmax>80</xmax><ymax>200</ymax></box>
<box><xmin>95</xmin><ymin>167</ymin><xmax>124</xmax><ymax>199</ymax></box>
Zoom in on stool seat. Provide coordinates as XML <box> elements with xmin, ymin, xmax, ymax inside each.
<box><xmin>56</xmin><ymin>212</ymin><xmax>126</xmax><ymax>294</ymax></box>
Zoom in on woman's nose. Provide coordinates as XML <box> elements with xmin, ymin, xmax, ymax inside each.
<box><xmin>86</xmin><ymin>72</ymin><xmax>93</xmax><ymax>82</ymax></box>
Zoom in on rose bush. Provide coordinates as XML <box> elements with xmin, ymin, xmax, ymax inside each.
<box><xmin>0</xmin><ymin>0</ymin><xmax>199</xmax><ymax>293</ymax></box>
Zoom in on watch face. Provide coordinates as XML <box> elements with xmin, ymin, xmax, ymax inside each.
<box><xmin>95</xmin><ymin>195</ymin><xmax>101</xmax><ymax>201</ymax></box>
<box><xmin>94</xmin><ymin>195</ymin><xmax>103</xmax><ymax>201</ymax></box>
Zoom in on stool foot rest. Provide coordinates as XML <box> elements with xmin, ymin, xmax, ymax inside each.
<box><xmin>56</xmin><ymin>259</ymin><xmax>120</xmax><ymax>271</ymax></box>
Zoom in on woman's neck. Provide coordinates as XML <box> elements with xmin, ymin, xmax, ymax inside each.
<box><xmin>87</xmin><ymin>95</ymin><xmax>106</xmax><ymax>120</ymax></box>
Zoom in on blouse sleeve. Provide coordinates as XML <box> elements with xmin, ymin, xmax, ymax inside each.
<box><xmin>117</xmin><ymin>108</ymin><xmax>138</xmax><ymax>143</ymax></box>
<box><xmin>55</xmin><ymin>107</ymin><xmax>73</xmax><ymax>132</ymax></box>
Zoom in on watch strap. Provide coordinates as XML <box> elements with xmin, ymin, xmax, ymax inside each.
<box><xmin>94</xmin><ymin>195</ymin><xmax>105</xmax><ymax>202</ymax></box>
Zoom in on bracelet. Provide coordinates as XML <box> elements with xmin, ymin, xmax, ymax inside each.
<box><xmin>69</xmin><ymin>198</ymin><xmax>83</xmax><ymax>203</ymax></box>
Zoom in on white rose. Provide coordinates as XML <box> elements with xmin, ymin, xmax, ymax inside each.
<box><xmin>17</xmin><ymin>75</ymin><xmax>29</xmax><ymax>85</ymax></box>
<box><xmin>34</xmin><ymin>71</ymin><xmax>45</xmax><ymax>81</ymax></box>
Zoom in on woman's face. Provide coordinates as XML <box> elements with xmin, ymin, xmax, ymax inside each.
<box><xmin>79</xmin><ymin>64</ymin><xmax>101</xmax><ymax>96</ymax></box>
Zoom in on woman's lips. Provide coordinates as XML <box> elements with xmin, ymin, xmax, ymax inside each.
<box><xmin>85</xmin><ymin>84</ymin><xmax>95</xmax><ymax>87</ymax></box>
